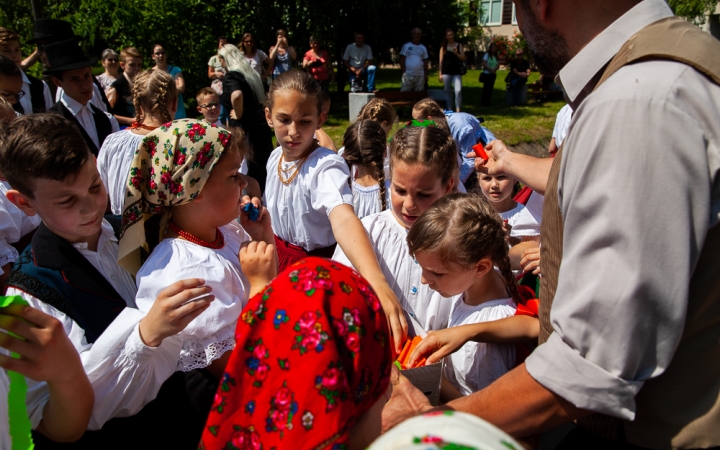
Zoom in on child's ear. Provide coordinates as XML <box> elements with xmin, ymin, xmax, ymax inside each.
<box><xmin>474</xmin><ymin>257</ymin><xmax>494</xmax><ymax>278</ymax></box>
<box><xmin>265</xmin><ymin>107</ymin><xmax>273</xmax><ymax>128</ymax></box>
<box><xmin>197</xmin><ymin>104</ymin><xmax>203</xmax><ymax>114</ymax></box>
<box><xmin>443</xmin><ymin>177</ymin><xmax>455</xmax><ymax>195</ymax></box>
<box><xmin>317</xmin><ymin>110</ymin><xmax>327</xmax><ymax>129</ymax></box>
<box><xmin>51</xmin><ymin>75</ymin><xmax>62</xmax><ymax>89</ymax></box>
<box><xmin>6</xmin><ymin>190</ymin><xmax>37</xmax><ymax>217</ymax></box>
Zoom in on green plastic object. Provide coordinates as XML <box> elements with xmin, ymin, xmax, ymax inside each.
<box><xmin>1</xmin><ymin>295</ymin><xmax>35</xmax><ymax>450</ymax></box>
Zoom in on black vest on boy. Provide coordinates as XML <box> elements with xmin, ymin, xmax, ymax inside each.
<box><xmin>6</xmin><ymin>219</ymin><xmax>215</xmax><ymax>449</ymax></box>
<box><xmin>26</xmin><ymin>73</ymin><xmax>48</xmax><ymax>114</ymax></box>
<box><xmin>49</xmin><ymin>101</ymin><xmax>112</xmax><ymax>156</ymax></box>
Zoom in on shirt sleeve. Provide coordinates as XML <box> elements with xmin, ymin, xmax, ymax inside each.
<box><xmin>525</xmin><ymin>88</ymin><xmax>714</xmax><ymax>420</ymax></box>
<box><xmin>258</xmin><ymin>50</ymin><xmax>268</xmax><ymax>62</ymax></box>
<box><xmin>400</xmin><ymin>43</ymin><xmax>409</xmax><ymax>57</ymax></box>
<box><xmin>343</xmin><ymin>45</ymin><xmax>350</xmax><ymax>61</ymax></box>
<box><xmin>5</xmin><ymin>287</ymin><xmax>183</xmax><ymax>430</ymax></box>
<box><xmin>42</xmin><ymin>81</ymin><xmax>53</xmax><ymax>110</ymax></box>
<box><xmin>106</xmin><ymin>112</ymin><xmax>120</xmax><ymax>133</ymax></box>
<box><xmin>422</xmin><ymin>45</ymin><xmax>429</xmax><ymax>60</ymax></box>
<box><xmin>456</xmin><ymin>123</ymin><xmax>477</xmax><ymax>183</ymax></box>
<box><xmin>310</xmin><ymin>156</ymin><xmax>353</xmax><ymax>218</ymax></box>
<box><xmin>367</xmin><ymin>46</ymin><xmax>374</xmax><ymax>61</ymax></box>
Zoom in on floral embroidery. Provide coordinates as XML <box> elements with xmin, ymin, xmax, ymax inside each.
<box><xmin>301</xmin><ymin>411</ymin><xmax>314</xmax><ymax>430</ymax></box>
<box><xmin>163</xmin><ymin>139</ymin><xmax>174</xmax><ymax>159</ymax></box>
<box><xmin>289</xmin><ymin>265</ymin><xmax>333</xmax><ymax>296</ymax></box>
<box><xmin>265</xmin><ymin>381</ymin><xmax>298</xmax><ymax>438</ymax></box>
<box><xmin>245</xmin><ymin>338</ymin><xmax>270</xmax><ymax>387</ymax></box>
<box><xmin>241</xmin><ymin>288</ymin><xmax>270</xmax><ymax>326</ymax></box>
<box><xmin>174</xmin><ymin>145</ymin><xmax>187</xmax><ymax>166</ymax></box>
<box><xmin>273</xmin><ymin>309</ymin><xmax>289</xmax><ymax>329</ymax></box>
<box><xmin>220</xmin><ymin>373</ymin><xmax>236</xmax><ymax>393</ymax></box>
<box><xmin>292</xmin><ymin>310</ymin><xmax>330</xmax><ymax>355</ymax></box>
<box><xmin>277</xmin><ymin>358</ymin><xmax>290</xmax><ymax>371</ymax></box>
<box><xmin>145</xmin><ymin>135</ymin><xmax>159</xmax><ymax>158</ymax></box>
<box><xmin>212</xmin><ymin>393</ymin><xmax>227</xmax><ymax>413</ymax></box>
<box><xmin>195</xmin><ymin>141</ymin><xmax>215</xmax><ymax>169</ymax></box>
<box><xmin>339</xmin><ymin>281</ymin><xmax>353</xmax><ymax>294</ymax></box>
<box><xmin>315</xmin><ymin>361</ymin><xmax>349</xmax><ymax>412</ymax></box>
<box><xmin>244</xmin><ymin>400</ymin><xmax>255</xmax><ymax>415</ymax></box>
<box><xmin>226</xmin><ymin>425</ymin><xmax>261</xmax><ymax>450</ymax></box>
<box><xmin>186</xmin><ymin>121</ymin><xmax>207</xmax><ymax>143</ymax></box>
<box><xmin>128</xmin><ymin>167</ymin><xmax>142</xmax><ymax>190</ymax></box>
<box><xmin>332</xmin><ymin>307</ymin><xmax>365</xmax><ymax>358</ymax></box>
<box><xmin>411</xmin><ymin>436</ymin><xmax>479</xmax><ymax>450</ymax></box>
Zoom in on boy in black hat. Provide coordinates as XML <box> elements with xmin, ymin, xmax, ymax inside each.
<box><xmin>0</xmin><ymin>27</ymin><xmax>53</xmax><ymax>114</ymax></box>
<box><xmin>46</xmin><ymin>39</ymin><xmax>118</xmax><ymax>156</ymax></box>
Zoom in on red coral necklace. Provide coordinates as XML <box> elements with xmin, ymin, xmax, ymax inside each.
<box><xmin>167</xmin><ymin>222</ymin><xmax>224</xmax><ymax>249</ymax></box>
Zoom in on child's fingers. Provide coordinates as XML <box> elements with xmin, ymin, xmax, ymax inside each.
<box><xmin>158</xmin><ymin>278</ymin><xmax>207</xmax><ymax>299</ymax></box>
<box><xmin>0</xmin><ymin>329</ymin><xmax>34</xmax><ymax>359</ymax></box>
<box><xmin>174</xmin><ymin>295</ymin><xmax>215</xmax><ymax>321</ymax></box>
<box><xmin>0</xmin><ymin>353</ymin><xmax>33</xmax><ymax>376</ymax></box>
<box><xmin>387</xmin><ymin>313</ymin><xmax>406</xmax><ymax>355</ymax></box>
<box><xmin>167</xmin><ymin>286</ymin><xmax>213</xmax><ymax>308</ymax></box>
<box><xmin>0</xmin><ymin>313</ymin><xmax>36</xmax><ymax>343</ymax></box>
<box><xmin>407</xmin><ymin>338</ymin><xmax>434</xmax><ymax>368</ymax></box>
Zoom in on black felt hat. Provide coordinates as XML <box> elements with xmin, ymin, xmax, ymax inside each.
<box><xmin>28</xmin><ymin>19</ymin><xmax>81</xmax><ymax>44</ymax></box>
<box><xmin>43</xmin><ymin>39</ymin><xmax>97</xmax><ymax>74</ymax></box>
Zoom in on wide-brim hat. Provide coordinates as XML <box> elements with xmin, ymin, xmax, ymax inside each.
<box><xmin>28</xmin><ymin>19</ymin><xmax>82</xmax><ymax>44</ymax></box>
<box><xmin>43</xmin><ymin>39</ymin><xmax>97</xmax><ymax>74</ymax></box>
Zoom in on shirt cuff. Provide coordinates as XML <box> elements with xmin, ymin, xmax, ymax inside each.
<box><xmin>124</xmin><ymin>323</ymin><xmax>183</xmax><ymax>363</ymax></box>
<box><xmin>525</xmin><ymin>332</ymin><xmax>644</xmax><ymax>420</ymax></box>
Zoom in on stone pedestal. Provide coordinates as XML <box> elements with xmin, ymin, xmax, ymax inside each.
<box><xmin>349</xmin><ymin>92</ymin><xmax>375</xmax><ymax>122</ymax></box>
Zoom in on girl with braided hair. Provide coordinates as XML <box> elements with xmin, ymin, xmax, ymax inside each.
<box><xmin>342</xmin><ymin>120</ymin><xmax>389</xmax><ymax>218</ymax></box>
<box><xmin>333</xmin><ymin>125</ymin><xmax>457</xmax><ymax>333</ymax></box>
<box><xmin>97</xmin><ymin>69</ymin><xmax>177</xmax><ymax>215</ymax></box>
<box><xmin>406</xmin><ymin>192</ymin><xmax>534</xmax><ymax>396</ymax></box>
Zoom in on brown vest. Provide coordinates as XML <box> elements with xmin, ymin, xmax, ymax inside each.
<box><xmin>539</xmin><ymin>16</ymin><xmax>720</xmax><ymax>449</ymax></box>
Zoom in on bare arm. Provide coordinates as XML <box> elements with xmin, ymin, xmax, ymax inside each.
<box><xmin>438</xmin><ymin>47</ymin><xmax>445</xmax><ymax>80</ymax></box>
<box><xmin>456</xmin><ymin>44</ymin><xmax>466</xmax><ymax>62</ymax></box>
<box><xmin>207</xmin><ymin>65</ymin><xmax>216</xmax><ymax>80</ymax></box>
<box><xmin>399</xmin><ymin>55</ymin><xmax>406</xmax><ymax>74</ymax></box>
<box><xmin>231</xmin><ymin>90</ymin><xmax>244</xmax><ymax>120</ymax></box>
<box><xmin>175</xmin><ymin>71</ymin><xmax>185</xmax><ymax>94</ymax></box>
<box><xmin>329</xmin><ymin>204</ymin><xmax>408</xmax><ymax>352</ymax></box>
<box><xmin>509</xmin><ymin>240</ymin><xmax>540</xmax><ymax>270</ymax></box>
<box><xmin>20</xmin><ymin>47</ymin><xmax>41</xmax><ymax>71</ymax></box>
<box><xmin>114</xmin><ymin>115</ymin><xmax>135</xmax><ymax>126</ymax></box>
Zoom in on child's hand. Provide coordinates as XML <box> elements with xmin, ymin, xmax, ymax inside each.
<box><xmin>240</xmin><ymin>241</ymin><xmax>277</xmax><ymax>297</ymax></box>
<box><xmin>0</xmin><ymin>304</ymin><xmax>85</xmax><ymax>384</ymax></box>
<box><xmin>372</xmin><ymin>283</ymin><xmax>408</xmax><ymax>355</ymax></box>
<box><xmin>139</xmin><ymin>279</ymin><xmax>214</xmax><ymax>347</ymax></box>
<box><xmin>239</xmin><ymin>195</ymin><xmax>273</xmax><ymax>244</ymax></box>
<box><xmin>521</xmin><ymin>246</ymin><xmax>541</xmax><ymax>275</ymax></box>
<box><xmin>407</xmin><ymin>326</ymin><xmax>474</xmax><ymax>368</ymax></box>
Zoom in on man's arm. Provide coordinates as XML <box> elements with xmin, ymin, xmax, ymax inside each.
<box><xmin>472</xmin><ymin>140</ymin><xmax>553</xmax><ymax>194</ymax></box>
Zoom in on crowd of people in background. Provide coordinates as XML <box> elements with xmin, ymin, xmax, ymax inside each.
<box><xmin>1</xmin><ymin>1</ymin><xmax>720</xmax><ymax>448</ymax></box>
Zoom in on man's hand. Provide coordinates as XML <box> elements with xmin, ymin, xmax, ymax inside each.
<box><xmin>139</xmin><ymin>279</ymin><xmax>214</xmax><ymax>347</ymax></box>
<box><xmin>381</xmin><ymin>365</ymin><xmax>433</xmax><ymax>432</ymax></box>
<box><xmin>467</xmin><ymin>139</ymin><xmax>510</xmax><ymax>176</ymax></box>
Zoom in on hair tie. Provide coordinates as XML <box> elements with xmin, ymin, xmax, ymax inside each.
<box><xmin>406</xmin><ymin>119</ymin><xmax>436</xmax><ymax>128</ymax></box>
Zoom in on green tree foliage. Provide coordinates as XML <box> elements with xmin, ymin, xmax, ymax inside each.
<box><xmin>669</xmin><ymin>0</ymin><xmax>717</xmax><ymax>25</ymax></box>
<box><xmin>1</xmin><ymin>0</ymin><xmax>463</xmax><ymax>99</ymax></box>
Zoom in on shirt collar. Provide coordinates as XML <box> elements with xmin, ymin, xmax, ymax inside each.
<box><xmin>558</xmin><ymin>0</ymin><xmax>673</xmax><ymax>107</ymax></box>
<box><xmin>72</xmin><ymin>220</ymin><xmax>116</xmax><ymax>252</ymax></box>
<box><xmin>20</xmin><ymin>71</ymin><xmax>30</xmax><ymax>84</ymax></box>
<box><xmin>60</xmin><ymin>91</ymin><xmax>93</xmax><ymax>117</ymax></box>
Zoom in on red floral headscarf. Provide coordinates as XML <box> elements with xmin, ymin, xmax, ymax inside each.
<box><xmin>200</xmin><ymin>257</ymin><xmax>392</xmax><ymax>450</ymax></box>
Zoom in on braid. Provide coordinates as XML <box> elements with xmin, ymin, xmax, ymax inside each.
<box><xmin>132</xmin><ymin>69</ymin><xmax>178</xmax><ymax>125</ymax></box>
<box><xmin>496</xmin><ymin>252</ymin><xmax>521</xmax><ymax>303</ymax></box>
<box><xmin>377</xmin><ymin>161</ymin><xmax>387</xmax><ymax>211</ymax></box>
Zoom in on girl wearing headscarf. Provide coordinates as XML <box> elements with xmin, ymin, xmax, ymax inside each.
<box><xmin>118</xmin><ymin>119</ymin><xmax>276</xmax><ymax>379</ymax></box>
<box><xmin>200</xmin><ymin>257</ymin><xmax>393</xmax><ymax>450</ymax></box>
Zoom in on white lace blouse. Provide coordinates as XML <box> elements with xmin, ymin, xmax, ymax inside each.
<box><xmin>135</xmin><ymin>220</ymin><xmax>252</xmax><ymax>372</ymax></box>
<box><xmin>97</xmin><ymin>129</ymin><xmax>145</xmax><ymax>215</ymax></box>
<box><xmin>0</xmin><ymin>181</ymin><xmax>41</xmax><ymax>272</ymax></box>
<box><xmin>444</xmin><ymin>296</ymin><xmax>517</xmax><ymax>395</ymax></box>
<box><xmin>332</xmin><ymin>209</ymin><xmax>455</xmax><ymax>331</ymax></box>
<box><xmin>265</xmin><ymin>146</ymin><xmax>353</xmax><ymax>251</ymax></box>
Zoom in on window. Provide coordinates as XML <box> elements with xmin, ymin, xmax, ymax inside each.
<box><xmin>480</xmin><ymin>0</ymin><xmax>503</xmax><ymax>26</ymax></box>
<box><xmin>512</xmin><ymin>3</ymin><xmax>517</xmax><ymax>25</ymax></box>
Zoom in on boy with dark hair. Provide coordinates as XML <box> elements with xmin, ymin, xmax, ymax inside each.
<box><xmin>1</xmin><ymin>114</ymin><xmax>217</xmax><ymax>447</ymax></box>
<box><xmin>0</xmin><ymin>26</ymin><xmax>53</xmax><ymax>114</ymax></box>
<box><xmin>45</xmin><ymin>39</ymin><xmax>118</xmax><ymax>156</ymax></box>
<box><xmin>108</xmin><ymin>46</ymin><xmax>142</xmax><ymax>126</ymax></box>
<box><xmin>0</xmin><ymin>54</ymin><xmax>23</xmax><ymax>116</ymax></box>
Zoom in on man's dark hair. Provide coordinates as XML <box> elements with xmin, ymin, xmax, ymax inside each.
<box><xmin>0</xmin><ymin>54</ymin><xmax>20</xmax><ymax>78</ymax></box>
<box><xmin>0</xmin><ymin>114</ymin><xmax>91</xmax><ymax>198</ymax></box>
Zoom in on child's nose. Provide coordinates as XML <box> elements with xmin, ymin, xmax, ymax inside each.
<box><xmin>420</xmin><ymin>274</ymin><xmax>430</xmax><ymax>285</ymax></box>
<box><xmin>239</xmin><ymin>173</ymin><xmax>248</xmax><ymax>190</ymax></box>
<box><xmin>287</xmin><ymin>122</ymin><xmax>299</xmax><ymax>137</ymax></box>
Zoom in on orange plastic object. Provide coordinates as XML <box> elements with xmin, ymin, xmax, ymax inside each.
<box><xmin>396</xmin><ymin>336</ymin><xmax>425</xmax><ymax>369</ymax></box>
<box><xmin>472</xmin><ymin>142</ymin><xmax>489</xmax><ymax>161</ymax></box>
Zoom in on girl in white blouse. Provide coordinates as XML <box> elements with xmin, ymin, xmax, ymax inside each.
<box><xmin>342</xmin><ymin>120</ymin><xmax>389</xmax><ymax>219</ymax></box>
<box><xmin>407</xmin><ymin>193</ymin><xmax>521</xmax><ymax>395</ymax></box>
<box><xmin>119</xmin><ymin>120</ymin><xmax>276</xmax><ymax>379</ymax></box>
<box><xmin>478</xmin><ymin>172</ymin><xmax>541</xmax><ymax>247</ymax></box>
<box><xmin>333</xmin><ymin>125</ymin><xmax>458</xmax><ymax>332</ymax></box>
<box><xmin>97</xmin><ymin>69</ymin><xmax>177</xmax><ymax>215</ymax></box>
<box><xmin>263</xmin><ymin>70</ymin><xmax>408</xmax><ymax>353</ymax></box>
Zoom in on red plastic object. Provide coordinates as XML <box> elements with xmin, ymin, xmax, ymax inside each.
<box><xmin>472</xmin><ymin>142</ymin><xmax>489</xmax><ymax>161</ymax></box>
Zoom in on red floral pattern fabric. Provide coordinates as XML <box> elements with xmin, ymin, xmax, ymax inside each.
<box><xmin>200</xmin><ymin>257</ymin><xmax>392</xmax><ymax>450</ymax></box>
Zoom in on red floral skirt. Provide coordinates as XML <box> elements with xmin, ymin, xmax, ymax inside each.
<box><xmin>274</xmin><ymin>235</ymin><xmax>336</xmax><ymax>273</ymax></box>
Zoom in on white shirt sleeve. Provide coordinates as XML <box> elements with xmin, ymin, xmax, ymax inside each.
<box><xmin>106</xmin><ymin>112</ymin><xmax>120</xmax><ymax>133</ymax></box>
<box><xmin>4</xmin><ymin>288</ymin><xmax>182</xmax><ymax>430</ymax></box>
<box><xmin>42</xmin><ymin>81</ymin><xmax>53</xmax><ymax>110</ymax></box>
<box><xmin>310</xmin><ymin>157</ymin><xmax>353</xmax><ymax>218</ymax></box>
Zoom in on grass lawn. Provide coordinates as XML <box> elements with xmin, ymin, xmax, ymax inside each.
<box><xmin>323</xmin><ymin>67</ymin><xmax>565</xmax><ymax>148</ymax></box>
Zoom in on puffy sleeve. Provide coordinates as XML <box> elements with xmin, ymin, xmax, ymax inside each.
<box><xmin>309</xmin><ymin>154</ymin><xmax>353</xmax><ymax>218</ymax></box>
<box><xmin>135</xmin><ymin>237</ymin><xmax>249</xmax><ymax>372</ymax></box>
<box><xmin>4</xmin><ymin>287</ymin><xmax>182</xmax><ymax>430</ymax></box>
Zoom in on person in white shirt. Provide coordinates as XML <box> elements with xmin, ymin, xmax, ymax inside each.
<box><xmin>400</xmin><ymin>28</ymin><xmax>429</xmax><ymax>92</ymax></box>
<box><xmin>45</xmin><ymin>39</ymin><xmax>118</xmax><ymax>156</ymax></box>
<box><xmin>0</xmin><ymin>27</ymin><xmax>53</xmax><ymax>114</ymax></box>
<box><xmin>547</xmin><ymin>103</ymin><xmax>572</xmax><ymax>156</ymax></box>
<box><xmin>343</xmin><ymin>32</ymin><xmax>376</xmax><ymax>92</ymax></box>
<box><xmin>333</xmin><ymin>125</ymin><xmax>458</xmax><ymax>332</ymax></box>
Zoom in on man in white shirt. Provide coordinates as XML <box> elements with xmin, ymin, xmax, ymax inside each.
<box><xmin>399</xmin><ymin>28</ymin><xmax>429</xmax><ymax>92</ymax></box>
<box><xmin>343</xmin><ymin>32</ymin><xmax>376</xmax><ymax>92</ymax></box>
<box><xmin>45</xmin><ymin>39</ymin><xmax>118</xmax><ymax>156</ymax></box>
<box><xmin>383</xmin><ymin>1</ymin><xmax>720</xmax><ymax>448</ymax></box>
